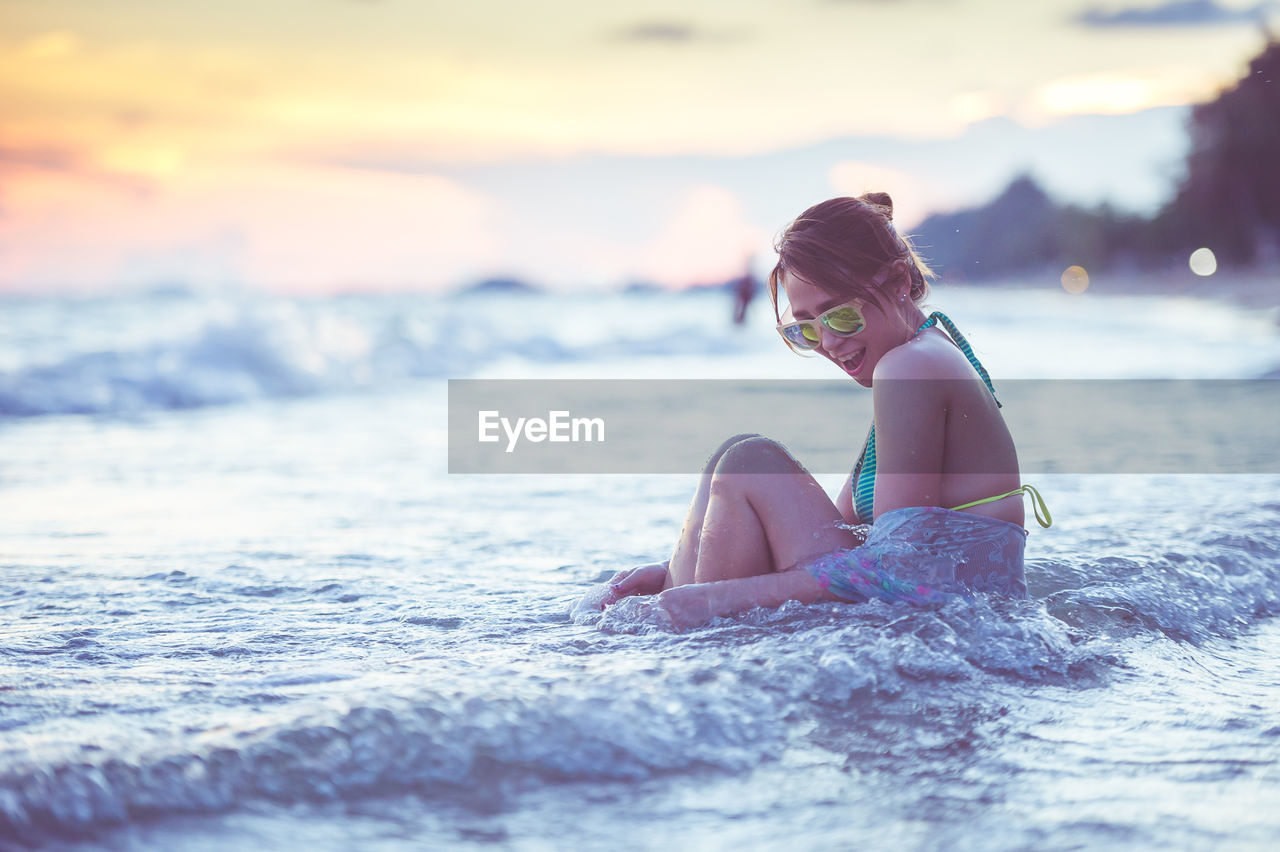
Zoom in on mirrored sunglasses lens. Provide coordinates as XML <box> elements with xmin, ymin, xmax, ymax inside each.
<box><xmin>823</xmin><ymin>307</ymin><xmax>864</xmax><ymax>335</ymax></box>
<box><xmin>782</xmin><ymin>324</ymin><xmax>818</xmax><ymax>349</ymax></box>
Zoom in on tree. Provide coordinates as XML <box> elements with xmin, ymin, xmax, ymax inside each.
<box><xmin>912</xmin><ymin>175</ymin><xmax>1135</xmax><ymax>279</ymax></box>
<box><xmin>1162</xmin><ymin>38</ymin><xmax>1280</xmax><ymax>264</ymax></box>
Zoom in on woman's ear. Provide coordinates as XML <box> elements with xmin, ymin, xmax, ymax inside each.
<box><xmin>889</xmin><ymin>258</ymin><xmax>912</xmax><ymax>301</ymax></box>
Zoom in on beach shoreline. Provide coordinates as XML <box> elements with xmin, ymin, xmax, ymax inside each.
<box><xmin>933</xmin><ymin>264</ymin><xmax>1280</xmax><ymax>313</ymax></box>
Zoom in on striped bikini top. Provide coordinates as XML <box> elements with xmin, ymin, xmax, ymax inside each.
<box><xmin>850</xmin><ymin>311</ymin><xmax>1001</xmax><ymax>525</ymax></box>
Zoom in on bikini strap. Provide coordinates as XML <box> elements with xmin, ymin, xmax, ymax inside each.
<box><xmin>918</xmin><ymin>311</ymin><xmax>1001</xmax><ymax>408</ymax></box>
<box><xmin>949</xmin><ymin>484</ymin><xmax>1053</xmax><ymax>528</ymax></box>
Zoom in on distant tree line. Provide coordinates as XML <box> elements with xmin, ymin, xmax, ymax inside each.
<box><xmin>913</xmin><ymin>38</ymin><xmax>1280</xmax><ymax>279</ymax></box>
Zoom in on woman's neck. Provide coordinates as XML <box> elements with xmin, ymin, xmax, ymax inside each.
<box><xmin>900</xmin><ymin>304</ymin><xmax>929</xmax><ymax>339</ymax></box>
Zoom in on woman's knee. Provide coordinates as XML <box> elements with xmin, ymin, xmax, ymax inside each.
<box><xmin>702</xmin><ymin>432</ymin><xmax>764</xmax><ymax>473</ymax></box>
<box><xmin>712</xmin><ymin>435</ymin><xmax>800</xmax><ymax>476</ymax></box>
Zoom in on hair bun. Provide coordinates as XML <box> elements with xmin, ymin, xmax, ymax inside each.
<box><xmin>859</xmin><ymin>191</ymin><xmax>894</xmax><ymax>221</ymax></box>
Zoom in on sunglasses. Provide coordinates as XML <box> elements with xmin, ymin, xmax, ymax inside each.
<box><xmin>776</xmin><ymin>302</ymin><xmax>866</xmax><ymax>354</ymax></box>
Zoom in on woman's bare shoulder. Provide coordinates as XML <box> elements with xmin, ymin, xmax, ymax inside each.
<box><xmin>874</xmin><ymin>330</ymin><xmax>972</xmax><ymax>382</ymax></box>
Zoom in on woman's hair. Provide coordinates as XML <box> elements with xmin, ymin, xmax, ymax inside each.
<box><xmin>767</xmin><ymin>193</ymin><xmax>935</xmax><ymax>322</ymax></box>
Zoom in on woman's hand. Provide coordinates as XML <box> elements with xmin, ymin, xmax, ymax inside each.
<box><xmin>653</xmin><ymin>584</ymin><xmax>713</xmax><ymax>631</ymax></box>
<box><xmin>654</xmin><ymin>571</ymin><xmax>834</xmax><ymax>630</ymax></box>
<box><xmin>600</xmin><ymin>561</ymin><xmax>669</xmax><ymax>609</ymax></box>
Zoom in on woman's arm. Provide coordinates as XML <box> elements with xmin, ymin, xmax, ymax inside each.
<box><xmin>870</xmin><ymin>353</ymin><xmax>947</xmax><ymax>516</ymax></box>
<box><xmin>654</xmin><ymin>568</ymin><xmax>837</xmax><ymax>630</ymax></box>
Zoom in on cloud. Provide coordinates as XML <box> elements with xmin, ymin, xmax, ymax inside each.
<box><xmin>0</xmin><ymin>159</ymin><xmax>501</xmax><ymax>292</ymax></box>
<box><xmin>1075</xmin><ymin>0</ymin><xmax>1275</xmax><ymax>28</ymax></box>
<box><xmin>828</xmin><ymin>162</ymin><xmax>938</xmax><ymax>228</ymax></box>
<box><xmin>638</xmin><ymin>185</ymin><xmax>761</xmax><ymax>286</ymax></box>
<box><xmin>0</xmin><ymin>143</ymin><xmax>152</xmax><ymax>194</ymax></box>
<box><xmin>612</xmin><ymin>21</ymin><xmax>739</xmax><ymax>44</ymax></box>
<box><xmin>18</xmin><ymin>30</ymin><xmax>80</xmax><ymax>60</ymax></box>
<box><xmin>0</xmin><ymin>105</ymin><xmax>1190</xmax><ymax>292</ymax></box>
<box><xmin>0</xmin><ymin>144</ymin><xmax>79</xmax><ymax>174</ymax></box>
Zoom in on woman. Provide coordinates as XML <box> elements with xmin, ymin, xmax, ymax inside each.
<box><xmin>600</xmin><ymin>194</ymin><xmax>1049</xmax><ymax>629</ymax></box>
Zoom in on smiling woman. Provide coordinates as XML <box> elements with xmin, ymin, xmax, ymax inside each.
<box><xmin>599</xmin><ymin>192</ymin><xmax>1050</xmax><ymax>629</ymax></box>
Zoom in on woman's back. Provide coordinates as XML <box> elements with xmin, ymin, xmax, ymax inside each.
<box><xmin>872</xmin><ymin>325</ymin><xmax>1024</xmax><ymax>527</ymax></box>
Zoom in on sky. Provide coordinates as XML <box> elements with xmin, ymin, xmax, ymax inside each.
<box><xmin>0</xmin><ymin>0</ymin><xmax>1275</xmax><ymax>292</ymax></box>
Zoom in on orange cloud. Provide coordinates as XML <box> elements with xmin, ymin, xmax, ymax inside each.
<box><xmin>0</xmin><ymin>159</ymin><xmax>500</xmax><ymax>292</ymax></box>
<box><xmin>636</xmin><ymin>185</ymin><xmax>762</xmax><ymax>287</ymax></box>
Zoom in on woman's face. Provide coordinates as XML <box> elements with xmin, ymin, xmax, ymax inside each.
<box><xmin>780</xmin><ymin>267</ymin><xmax>915</xmax><ymax>388</ymax></box>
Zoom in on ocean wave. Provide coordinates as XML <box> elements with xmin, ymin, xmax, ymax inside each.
<box><xmin>0</xmin><ymin>587</ymin><xmax>1115</xmax><ymax>844</ymax></box>
<box><xmin>0</xmin><ymin>300</ymin><xmax>473</xmax><ymax>418</ymax></box>
<box><xmin>0</xmin><ymin>669</ymin><xmax>785</xmax><ymax>843</ymax></box>
<box><xmin>588</xmin><ymin>542</ymin><xmax>1278</xmax><ymax>640</ymax></box>
<box><xmin>4</xmin><ymin>475</ymin><xmax>1277</xmax><ymax>842</ymax></box>
<box><xmin>1038</xmin><ymin>510</ymin><xmax>1280</xmax><ymax>644</ymax></box>
<box><xmin>0</xmin><ymin>568</ymin><xmax>1106</xmax><ymax>843</ymax></box>
<box><xmin>0</xmin><ymin>293</ymin><xmax>756</xmax><ymax>418</ymax></box>
<box><xmin>4</xmin><ymin>567</ymin><xmax>1274</xmax><ymax>843</ymax></box>
<box><xmin>578</xmin><ymin>501</ymin><xmax>1280</xmax><ymax>682</ymax></box>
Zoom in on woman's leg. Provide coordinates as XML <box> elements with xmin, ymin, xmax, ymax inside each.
<box><xmin>666</xmin><ymin>436</ymin><xmax>859</xmax><ymax>587</ymax></box>
<box><xmin>665</xmin><ymin>433</ymin><xmax>760</xmax><ymax>588</ymax></box>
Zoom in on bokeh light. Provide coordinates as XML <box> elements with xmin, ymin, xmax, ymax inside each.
<box><xmin>1189</xmin><ymin>248</ymin><xmax>1217</xmax><ymax>276</ymax></box>
<box><xmin>1060</xmin><ymin>265</ymin><xmax>1090</xmax><ymax>294</ymax></box>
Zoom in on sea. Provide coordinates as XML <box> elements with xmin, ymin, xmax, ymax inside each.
<box><xmin>1</xmin><ymin>283</ymin><xmax>1279</xmax><ymax>850</ymax></box>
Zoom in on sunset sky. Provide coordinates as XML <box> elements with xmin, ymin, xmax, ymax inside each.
<box><xmin>1</xmin><ymin>0</ymin><xmax>1274</xmax><ymax>292</ymax></box>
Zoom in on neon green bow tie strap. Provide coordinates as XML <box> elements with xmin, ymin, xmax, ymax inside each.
<box><xmin>949</xmin><ymin>484</ymin><xmax>1053</xmax><ymax>528</ymax></box>
<box><xmin>1022</xmin><ymin>484</ymin><xmax>1052</xmax><ymax>528</ymax></box>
